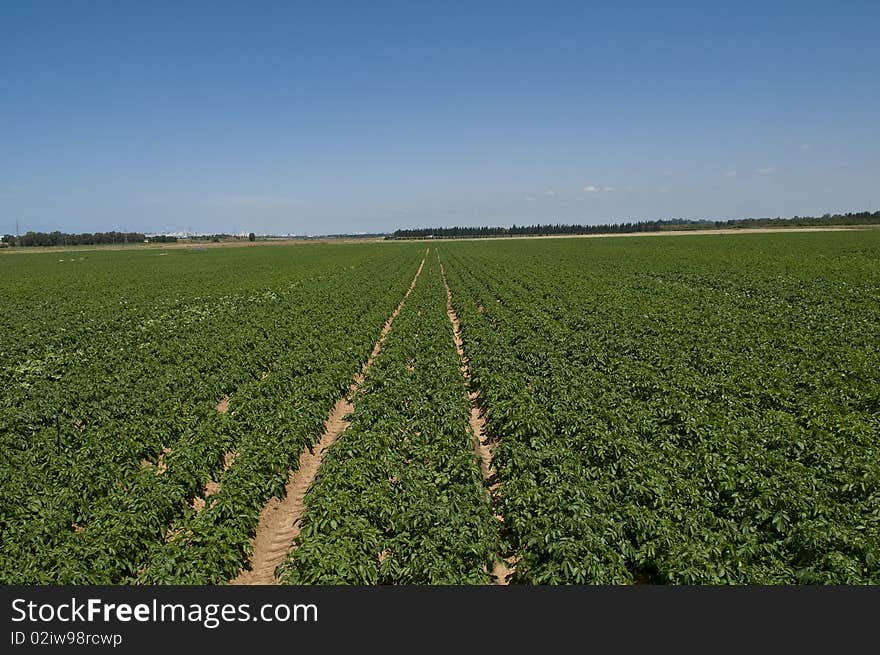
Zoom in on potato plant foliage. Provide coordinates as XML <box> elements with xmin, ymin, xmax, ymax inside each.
<box><xmin>0</xmin><ymin>244</ymin><xmax>423</xmax><ymax>583</ymax></box>
<box><xmin>1</xmin><ymin>231</ymin><xmax>878</xmax><ymax>584</ymax></box>
<box><xmin>278</xmin><ymin>256</ymin><xmax>499</xmax><ymax>584</ymax></box>
<box><xmin>442</xmin><ymin>232</ymin><xmax>880</xmax><ymax>583</ymax></box>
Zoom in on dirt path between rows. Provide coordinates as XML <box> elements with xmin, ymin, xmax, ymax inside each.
<box><xmin>438</xmin><ymin>254</ymin><xmax>514</xmax><ymax>585</ymax></box>
<box><xmin>230</xmin><ymin>252</ymin><xmax>428</xmax><ymax>585</ymax></box>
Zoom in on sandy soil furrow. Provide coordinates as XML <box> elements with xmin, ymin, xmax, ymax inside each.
<box><xmin>438</xmin><ymin>256</ymin><xmax>514</xmax><ymax>585</ymax></box>
<box><xmin>230</xmin><ymin>252</ymin><xmax>427</xmax><ymax>585</ymax></box>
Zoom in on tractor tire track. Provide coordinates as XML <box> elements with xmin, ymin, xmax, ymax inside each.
<box><xmin>230</xmin><ymin>252</ymin><xmax>428</xmax><ymax>585</ymax></box>
<box><xmin>438</xmin><ymin>254</ymin><xmax>515</xmax><ymax>585</ymax></box>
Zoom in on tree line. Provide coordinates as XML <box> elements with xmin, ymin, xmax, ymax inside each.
<box><xmin>0</xmin><ymin>231</ymin><xmax>163</xmax><ymax>247</ymax></box>
<box><xmin>388</xmin><ymin>211</ymin><xmax>880</xmax><ymax>239</ymax></box>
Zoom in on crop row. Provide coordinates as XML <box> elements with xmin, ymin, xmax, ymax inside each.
<box><xmin>0</xmin><ymin>245</ymin><xmax>424</xmax><ymax>583</ymax></box>
<box><xmin>138</xmin><ymin>252</ymin><xmax>426</xmax><ymax>584</ymax></box>
<box><xmin>3</xmin><ymin>233</ymin><xmax>877</xmax><ymax>585</ymax></box>
<box><xmin>441</xmin><ymin>233</ymin><xmax>880</xmax><ymax>583</ymax></box>
<box><xmin>277</xmin><ymin>254</ymin><xmax>499</xmax><ymax>584</ymax></box>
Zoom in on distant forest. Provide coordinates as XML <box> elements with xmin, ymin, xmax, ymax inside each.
<box><xmin>388</xmin><ymin>211</ymin><xmax>880</xmax><ymax>239</ymax></box>
<box><xmin>0</xmin><ymin>231</ymin><xmax>178</xmax><ymax>247</ymax></box>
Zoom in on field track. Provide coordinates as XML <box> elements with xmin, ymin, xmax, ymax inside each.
<box><xmin>439</xmin><ymin>254</ymin><xmax>514</xmax><ymax>585</ymax></box>
<box><xmin>231</xmin><ymin>252</ymin><xmax>427</xmax><ymax>584</ymax></box>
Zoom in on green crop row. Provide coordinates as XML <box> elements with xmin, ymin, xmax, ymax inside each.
<box><xmin>441</xmin><ymin>232</ymin><xmax>880</xmax><ymax>584</ymax></box>
<box><xmin>2</xmin><ymin>232</ymin><xmax>877</xmax><ymax>585</ymax></box>
<box><xmin>277</xmin><ymin>254</ymin><xmax>499</xmax><ymax>584</ymax></box>
<box><xmin>0</xmin><ymin>244</ymin><xmax>424</xmax><ymax>583</ymax></box>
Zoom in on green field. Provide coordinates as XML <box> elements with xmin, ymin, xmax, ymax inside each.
<box><xmin>2</xmin><ymin>232</ymin><xmax>878</xmax><ymax>584</ymax></box>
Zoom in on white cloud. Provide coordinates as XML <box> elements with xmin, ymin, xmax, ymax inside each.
<box><xmin>544</xmin><ymin>189</ymin><xmax>555</xmax><ymax>196</ymax></box>
<box><xmin>659</xmin><ymin>186</ymin><xmax>669</xmax><ymax>193</ymax></box>
<box><xmin>584</xmin><ymin>185</ymin><xmax>598</xmax><ymax>193</ymax></box>
<box><xmin>756</xmin><ymin>167</ymin><xmax>775</xmax><ymax>175</ymax></box>
<box><xmin>800</xmin><ymin>143</ymin><xmax>811</xmax><ymax>151</ymax></box>
<box><xmin>602</xmin><ymin>187</ymin><xmax>614</xmax><ymax>192</ymax></box>
<box><xmin>525</xmin><ymin>195</ymin><xmax>536</xmax><ymax>201</ymax></box>
<box><xmin>723</xmin><ymin>171</ymin><xmax>737</xmax><ymax>177</ymax></box>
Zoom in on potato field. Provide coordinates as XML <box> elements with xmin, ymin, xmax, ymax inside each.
<box><xmin>2</xmin><ymin>232</ymin><xmax>878</xmax><ymax>584</ymax></box>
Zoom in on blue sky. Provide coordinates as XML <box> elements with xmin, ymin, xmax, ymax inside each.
<box><xmin>2</xmin><ymin>1</ymin><xmax>878</xmax><ymax>235</ymax></box>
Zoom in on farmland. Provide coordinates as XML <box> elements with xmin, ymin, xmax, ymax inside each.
<box><xmin>1</xmin><ymin>231</ymin><xmax>878</xmax><ymax>584</ymax></box>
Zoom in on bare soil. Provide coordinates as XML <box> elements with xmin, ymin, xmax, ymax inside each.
<box><xmin>438</xmin><ymin>256</ymin><xmax>512</xmax><ymax>585</ymax></box>
<box><xmin>191</xmin><ymin>451</ymin><xmax>238</xmax><ymax>513</ymax></box>
<box><xmin>229</xmin><ymin>394</ymin><xmax>354</xmax><ymax>584</ymax></box>
<box><xmin>141</xmin><ymin>446</ymin><xmax>172</xmax><ymax>476</ymax></box>
<box><xmin>0</xmin><ymin>236</ymin><xmax>387</xmax><ymax>256</ymax></box>
<box><xmin>230</xmin><ymin>253</ymin><xmax>427</xmax><ymax>585</ymax></box>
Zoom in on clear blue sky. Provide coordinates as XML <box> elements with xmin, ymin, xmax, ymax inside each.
<box><xmin>2</xmin><ymin>1</ymin><xmax>878</xmax><ymax>235</ymax></box>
